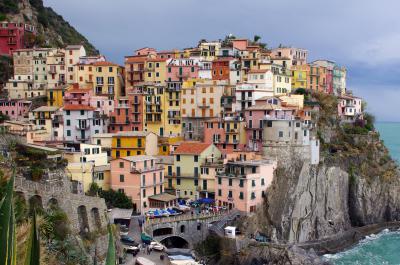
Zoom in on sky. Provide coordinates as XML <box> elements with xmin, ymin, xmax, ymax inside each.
<box><xmin>43</xmin><ymin>0</ymin><xmax>400</xmax><ymax>121</ymax></box>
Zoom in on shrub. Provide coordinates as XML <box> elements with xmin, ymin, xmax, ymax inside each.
<box><xmin>99</xmin><ymin>189</ymin><xmax>133</xmax><ymax>209</ymax></box>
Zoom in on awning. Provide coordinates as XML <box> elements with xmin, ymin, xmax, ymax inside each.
<box><xmin>148</xmin><ymin>193</ymin><xmax>177</xmax><ymax>202</ymax></box>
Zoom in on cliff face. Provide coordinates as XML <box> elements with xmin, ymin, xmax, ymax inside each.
<box><xmin>262</xmin><ymin>93</ymin><xmax>400</xmax><ymax>244</ymax></box>
<box><xmin>0</xmin><ymin>0</ymin><xmax>98</xmax><ymax>54</ymax></box>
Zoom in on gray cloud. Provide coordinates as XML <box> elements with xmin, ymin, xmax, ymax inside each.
<box><xmin>43</xmin><ymin>0</ymin><xmax>400</xmax><ymax>121</ymax></box>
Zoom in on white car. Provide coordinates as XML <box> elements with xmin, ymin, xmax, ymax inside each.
<box><xmin>178</xmin><ymin>205</ymin><xmax>191</xmax><ymax>212</ymax></box>
<box><xmin>149</xmin><ymin>241</ymin><xmax>165</xmax><ymax>251</ymax></box>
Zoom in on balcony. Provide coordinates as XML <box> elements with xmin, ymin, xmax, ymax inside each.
<box><xmin>226</xmin><ymin>129</ymin><xmax>238</xmax><ymax>134</ymax></box>
<box><xmin>116</xmin><ymin>104</ymin><xmax>129</xmax><ymax>108</ymax></box>
<box><xmin>145</xmin><ymin>119</ymin><xmax>161</xmax><ymax>123</ymax></box>
<box><xmin>199</xmin><ymin>104</ymin><xmax>210</xmax><ymax>109</ymax></box>
<box><xmin>48</xmin><ymin>69</ymin><xmax>57</xmax><ymax>74</ymax></box>
<box><xmin>76</xmin><ymin>136</ymin><xmax>90</xmax><ymax>141</ymax></box>
<box><xmin>130</xmin><ymin>165</ymin><xmax>163</xmax><ymax>174</ymax></box>
<box><xmin>76</xmin><ymin>124</ymin><xmax>90</xmax><ymax>130</ymax></box>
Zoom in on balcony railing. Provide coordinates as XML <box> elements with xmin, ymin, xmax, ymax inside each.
<box><xmin>130</xmin><ymin>165</ymin><xmax>163</xmax><ymax>173</ymax></box>
<box><xmin>76</xmin><ymin>124</ymin><xmax>90</xmax><ymax>130</ymax></box>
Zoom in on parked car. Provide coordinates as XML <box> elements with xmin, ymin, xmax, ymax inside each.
<box><xmin>149</xmin><ymin>241</ymin><xmax>165</xmax><ymax>251</ymax></box>
<box><xmin>121</xmin><ymin>235</ymin><xmax>139</xmax><ymax>246</ymax></box>
<box><xmin>124</xmin><ymin>245</ymin><xmax>139</xmax><ymax>255</ymax></box>
<box><xmin>119</xmin><ymin>225</ymin><xmax>129</xmax><ymax>236</ymax></box>
<box><xmin>153</xmin><ymin>209</ymin><xmax>163</xmax><ymax>218</ymax></box>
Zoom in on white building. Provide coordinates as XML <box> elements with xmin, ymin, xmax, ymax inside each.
<box><xmin>63</xmin><ymin>104</ymin><xmax>107</xmax><ymax>143</ymax></box>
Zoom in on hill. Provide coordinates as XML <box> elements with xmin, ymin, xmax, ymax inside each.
<box><xmin>0</xmin><ymin>0</ymin><xmax>98</xmax><ymax>55</ymax></box>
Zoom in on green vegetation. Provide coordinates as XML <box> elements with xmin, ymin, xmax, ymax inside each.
<box><xmin>105</xmin><ymin>225</ymin><xmax>116</xmax><ymax>265</ymax></box>
<box><xmin>99</xmin><ymin>188</ymin><xmax>133</xmax><ymax>209</ymax></box>
<box><xmin>0</xmin><ymin>0</ymin><xmax>20</xmax><ymax>14</ymax></box>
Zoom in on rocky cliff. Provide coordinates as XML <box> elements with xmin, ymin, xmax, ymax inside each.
<box><xmin>232</xmin><ymin>93</ymin><xmax>400</xmax><ymax>264</ymax></box>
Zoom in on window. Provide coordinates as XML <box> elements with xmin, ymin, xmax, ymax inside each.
<box><xmin>239</xmin><ymin>179</ymin><xmax>244</xmax><ymax>187</ymax></box>
<box><xmin>252</xmin><ymin>180</ymin><xmax>256</xmax><ymax>187</ymax></box>
<box><xmin>261</xmin><ymin>178</ymin><xmax>265</xmax><ymax>186</ymax></box>
<box><xmin>218</xmin><ymin>177</ymin><xmax>222</xmax><ymax>185</ymax></box>
<box><xmin>177</xmin><ymin>178</ymin><xmax>181</xmax><ymax>185</ymax></box>
<box><xmin>194</xmin><ymin>179</ymin><xmax>198</xmax><ymax>186</ymax></box>
<box><xmin>251</xmin><ymin>192</ymin><xmax>256</xmax><ymax>199</ymax></box>
<box><xmin>194</xmin><ymin>155</ymin><xmax>198</xmax><ymax>162</ymax></box>
<box><xmin>66</xmin><ymin>120</ymin><xmax>71</xmax><ymax>126</ymax></box>
<box><xmin>143</xmin><ymin>189</ymin><xmax>146</xmax><ymax>198</ymax></box>
<box><xmin>228</xmin><ymin>178</ymin><xmax>232</xmax><ymax>186</ymax></box>
<box><xmin>80</xmin><ymin>110</ymin><xmax>84</xmax><ymax>115</ymax></box>
<box><xmin>119</xmin><ymin>162</ymin><xmax>124</xmax><ymax>168</ymax></box>
<box><xmin>228</xmin><ymin>190</ymin><xmax>233</xmax><ymax>198</ymax></box>
<box><xmin>177</xmin><ymin>166</ymin><xmax>181</xmax><ymax>176</ymax></box>
<box><xmin>66</xmin><ymin>110</ymin><xmax>70</xmax><ymax>115</ymax></box>
<box><xmin>278</xmin><ymin>131</ymin><xmax>284</xmax><ymax>137</ymax></box>
<box><xmin>239</xmin><ymin>192</ymin><xmax>244</xmax><ymax>200</ymax></box>
<box><xmin>218</xmin><ymin>189</ymin><xmax>222</xmax><ymax>196</ymax></box>
<box><xmin>176</xmin><ymin>155</ymin><xmax>180</xmax><ymax>161</ymax></box>
<box><xmin>119</xmin><ymin>174</ymin><xmax>124</xmax><ymax>182</ymax></box>
<box><xmin>67</xmin><ymin>130</ymin><xmax>71</xmax><ymax>136</ymax></box>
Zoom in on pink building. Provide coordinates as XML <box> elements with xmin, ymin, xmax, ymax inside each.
<box><xmin>64</xmin><ymin>84</ymin><xmax>114</xmax><ymax>116</ymax></box>
<box><xmin>215</xmin><ymin>153</ymin><xmax>276</xmax><ymax>213</ymax></box>
<box><xmin>203</xmin><ymin>116</ymin><xmax>247</xmax><ymax>155</ymax></box>
<box><xmin>166</xmin><ymin>58</ymin><xmax>199</xmax><ymax>82</ymax></box>
<box><xmin>337</xmin><ymin>94</ymin><xmax>363</xmax><ymax>122</ymax></box>
<box><xmin>0</xmin><ymin>99</ymin><xmax>31</xmax><ymax>120</ymax></box>
<box><xmin>109</xmin><ymin>95</ymin><xmax>142</xmax><ymax>133</ymax></box>
<box><xmin>110</xmin><ymin>155</ymin><xmax>177</xmax><ymax>214</ymax></box>
<box><xmin>244</xmin><ymin>97</ymin><xmax>296</xmax><ymax>151</ymax></box>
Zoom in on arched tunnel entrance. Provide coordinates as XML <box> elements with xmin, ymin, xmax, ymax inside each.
<box><xmin>153</xmin><ymin>227</ymin><xmax>173</xmax><ymax>237</ymax></box>
<box><xmin>160</xmin><ymin>236</ymin><xmax>189</xmax><ymax>249</ymax></box>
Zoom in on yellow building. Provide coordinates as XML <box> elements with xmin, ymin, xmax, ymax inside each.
<box><xmin>199</xmin><ymin>41</ymin><xmax>221</xmax><ymax>61</ymax></box>
<box><xmin>65</xmin><ymin>143</ymin><xmax>110</xmax><ymax>192</ymax></box>
<box><xmin>143</xmin><ymin>58</ymin><xmax>167</xmax><ymax>84</ymax></box>
<box><xmin>111</xmin><ymin>131</ymin><xmax>158</xmax><ymax>159</ymax></box>
<box><xmin>76</xmin><ymin>61</ymin><xmax>124</xmax><ymax>99</ymax></box>
<box><xmin>142</xmin><ymin>83</ymin><xmax>182</xmax><ymax>137</ymax></box>
<box><xmin>158</xmin><ymin>136</ymin><xmax>182</xmax><ymax>155</ymax></box>
<box><xmin>47</xmin><ymin>85</ymin><xmax>67</xmax><ymax>107</ymax></box>
<box><xmin>292</xmin><ymin>67</ymin><xmax>308</xmax><ymax>89</ymax></box>
<box><xmin>172</xmin><ymin>142</ymin><xmax>222</xmax><ymax>200</ymax></box>
<box><xmin>28</xmin><ymin>106</ymin><xmax>59</xmax><ymax>141</ymax></box>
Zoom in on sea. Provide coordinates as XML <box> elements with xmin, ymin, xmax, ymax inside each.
<box><xmin>324</xmin><ymin>122</ymin><xmax>400</xmax><ymax>265</ymax></box>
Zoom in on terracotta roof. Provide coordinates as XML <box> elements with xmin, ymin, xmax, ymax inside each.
<box><xmin>146</xmin><ymin>57</ymin><xmax>168</xmax><ymax>62</ymax></box>
<box><xmin>92</xmin><ymin>61</ymin><xmax>120</xmax><ymax>67</ymax></box>
<box><xmin>174</xmin><ymin>141</ymin><xmax>211</xmax><ymax>155</ymax></box>
<box><xmin>63</xmin><ymin>104</ymin><xmax>95</xmax><ymax>111</ymax></box>
<box><xmin>125</xmin><ymin>56</ymin><xmax>148</xmax><ymax>63</ymax></box>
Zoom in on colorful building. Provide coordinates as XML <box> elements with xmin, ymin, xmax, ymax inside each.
<box><xmin>215</xmin><ymin>155</ymin><xmax>276</xmax><ymax>213</ymax></box>
<box><xmin>63</xmin><ymin>104</ymin><xmax>107</xmax><ymax>143</ymax></box>
<box><xmin>29</xmin><ymin>106</ymin><xmax>60</xmax><ymax>141</ymax></box>
<box><xmin>203</xmin><ymin>116</ymin><xmax>247</xmax><ymax>154</ymax></box>
<box><xmin>172</xmin><ymin>142</ymin><xmax>222</xmax><ymax>200</ymax></box>
<box><xmin>110</xmin><ymin>155</ymin><xmax>176</xmax><ymax>214</ymax></box>
<box><xmin>0</xmin><ymin>22</ymin><xmax>35</xmax><ymax>55</ymax></box>
<box><xmin>111</xmin><ymin>131</ymin><xmax>158</xmax><ymax>159</ymax></box>
<box><xmin>65</xmin><ymin>143</ymin><xmax>110</xmax><ymax>192</ymax></box>
<box><xmin>0</xmin><ymin>99</ymin><xmax>31</xmax><ymax>120</ymax></box>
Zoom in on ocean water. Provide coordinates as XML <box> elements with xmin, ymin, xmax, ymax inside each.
<box><xmin>325</xmin><ymin>122</ymin><xmax>400</xmax><ymax>265</ymax></box>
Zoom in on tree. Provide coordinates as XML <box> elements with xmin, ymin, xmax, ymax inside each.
<box><xmin>87</xmin><ymin>182</ymin><xmax>100</xmax><ymax>197</ymax></box>
<box><xmin>253</xmin><ymin>35</ymin><xmax>261</xmax><ymax>43</ymax></box>
<box><xmin>99</xmin><ymin>189</ymin><xmax>133</xmax><ymax>209</ymax></box>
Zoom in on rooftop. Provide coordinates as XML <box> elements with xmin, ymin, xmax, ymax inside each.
<box><xmin>32</xmin><ymin>106</ymin><xmax>59</xmax><ymax>112</ymax></box>
<box><xmin>63</xmin><ymin>104</ymin><xmax>95</xmax><ymax>111</ymax></box>
<box><xmin>148</xmin><ymin>193</ymin><xmax>177</xmax><ymax>202</ymax></box>
<box><xmin>114</xmin><ymin>131</ymin><xmax>153</xmax><ymax>137</ymax></box>
<box><xmin>174</xmin><ymin>142</ymin><xmax>211</xmax><ymax>155</ymax></box>
<box><xmin>121</xmin><ymin>155</ymin><xmax>158</xmax><ymax>162</ymax></box>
